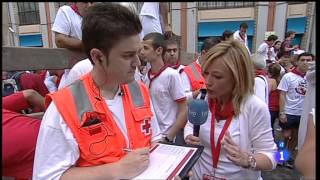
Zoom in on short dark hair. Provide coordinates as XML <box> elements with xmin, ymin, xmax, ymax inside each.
<box><xmin>274</xmin><ymin>40</ymin><xmax>281</xmax><ymax>46</ymax></box>
<box><xmin>82</xmin><ymin>3</ymin><xmax>142</xmax><ymax>64</ymax></box>
<box><xmin>297</xmin><ymin>52</ymin><xmax>314</xmax><ymax>61</ymax></box>
<box><xmin>240</xmin><ymin>22</ymin><xmax>248</xmax><ymax>29</ymax></box>
<box><xmin>165</xmin><ymin>36</ymin><xmax>179</xmax><ymax>48</ymax></box>
<box><xmin>222</xmin><ymin>30</ymin><xmax>233</xmax><ymax>41</ymax></box>
<box><xmin>268</xmin><ymin>63</ymin><xmax>281</xmax><ymax>79</ymax></box>
<box><xmin>267</xmin><ymin>34</ymin><xmax>278</xmax><ymax>42</ymax></box>
<box><xmin>143</xmin><ymin>32</ymin><xmax>166</xmax><ymax>51</ymax></box>
<box><xmin>201</xmin><ymin>37</ymin><xmax>221</xmax><ymax>52</ymax></box>
<box><xmin>285</xmin><ymin>31</ymin><xmax>296</xmax><ymax>38</ymax></box>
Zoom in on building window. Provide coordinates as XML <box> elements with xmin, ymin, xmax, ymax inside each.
<box><xmin>17</xmin><ymin>2</ymin><xmax>40</xmax><ymax>25</ymax></box>
<box><xmin>287</xmin><ymin>1</ymin><xmax>306</xmax><ymax>4</ymax></box>
<box><xmin>198</xmin><ymin>2</ymin><xmax>255</xmax><ymax>10</ymax></box>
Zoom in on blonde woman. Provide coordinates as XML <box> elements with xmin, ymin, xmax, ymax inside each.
<box><xmin>184</xmin><ymin>40</ymin><xmax>277</xmax><ymax>179</ymax></box>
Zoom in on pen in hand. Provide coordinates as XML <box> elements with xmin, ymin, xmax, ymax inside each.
<box><xmin>123</xmin><ymin>148</ymin><xmax>132</xmax><ymax>152</ymax></box>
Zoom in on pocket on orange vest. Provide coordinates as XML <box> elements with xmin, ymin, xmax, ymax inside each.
<box><xmin>79</xmin><ymin>123</ymin><xmax>121</xmax><ymax>160</ymax></box>
<box><xmin>131</xmin><ymin>107</ymin><xmax>153</xmax><ymax>121</ymax></box>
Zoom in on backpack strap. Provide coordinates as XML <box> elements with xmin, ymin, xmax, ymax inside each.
<box><xmin>10</xmin><ymin>71</ymin><xmax>25</xmax><ymax>91</ymax></box>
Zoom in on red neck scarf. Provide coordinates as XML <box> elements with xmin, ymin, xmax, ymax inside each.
<box><xmin>291</xmin><ymin>67</ymin><xmax>305</xmax><ymax>78</ymax></box>
<box><xmin>209</xmin><ymin>98</ymin><xmax>234</xmax><ymax>121</ymax></box>
<box><xmin>147</xmin><ymin>64</ymin><xmax>168</xmax><ymax>88</ymax></box>
<box><xmin>71</xmin><ymin>3</ymin><xmax>82</xmax><ymax>17</ymax></box>
<box><xmin>255</xmin><ymin>69</ymin><xmax>267</xmax><ymax>77</ymax></box>
<box><xmin>170</xmin><ymin>61</ymin><xmax>181</xmax><ymax>70</ymax></box>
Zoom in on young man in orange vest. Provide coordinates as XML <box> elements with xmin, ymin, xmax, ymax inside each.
<box><xmin>180</xmin><ymin>37</ymin><xmax>221</xmax><ymax>101</ymax></box>
<box><xmin>33</xmin><ymin>3</ymin><xmax>162</xmax><ymax>179</ymax></box>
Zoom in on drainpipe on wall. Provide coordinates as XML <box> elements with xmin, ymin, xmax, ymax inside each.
<box><xmin>45</xmin><ymin>2</ymin><xmax>53</xmax><ymax>48</ymax></box>
<box><xmin>267</xmin><ymin>2</ymin><xmax>276</xmax><ymax>31</ymax></box>
<box><xmin>180</xmin><ymin>2</ymin><xmax>188</xmax><ymax>52</ymax></box>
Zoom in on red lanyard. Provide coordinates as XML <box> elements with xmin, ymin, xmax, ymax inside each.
<box><xmin>147</xmin><ymin>65</ymin><xmax>168</xmax><ymax>88</ymax></box>
<box><xmin>210</xmin><ymin>102</ymin><xmax>234</xmax><ymax>168</ymax></box>
<box><xmin>71</xmin><ymin>3</ymin><xmax>82</xmax><ymax>17</ymax></box>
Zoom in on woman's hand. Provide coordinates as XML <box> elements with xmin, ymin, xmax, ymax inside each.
<box><xmin>279</xmin><ymin>113</ymin><xmax>287</xmax><ymax>123</ymax></box>
<box><xmin>185</xmin><ymin>134</ymin><xmax>201</xmax><ymax>146</ymax></box>
<box><xmin>222</xmin><ymin>131</ymin><xmax>250</xmax><ymax>168</ymax></box>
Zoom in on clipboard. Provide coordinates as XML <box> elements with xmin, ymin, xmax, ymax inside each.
<box><xmin>174</xmin><ymin>143</ymin><xmax>204</xmax><ymax>179</ymax></box>
<box><xmin>133</xmin><ymin>142</ymin><xmax>204</xmax><ymax>180</ymax></box>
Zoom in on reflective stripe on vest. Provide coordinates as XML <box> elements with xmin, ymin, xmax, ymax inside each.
<box><xmin>184</xmin><ymin>61</ymin><xmax>205</xmax><ymax>91</ymax></box>
<box><xmin>69</xmin><ymin>80</ymin><xmax>94</xmax><ymax>123</ymax></box>
<box><xmin>127</xmin><ymin>81</ymin><xmax>144</xmax><ymax>108</ymax></box>
<box><xmin>49</xmin><ymin>73</ymin><xmax>152</xmax><ymax>167</ymax></box>
<box><xmin>190</xmin><ymin>62</ymin><xmax>201</xmax><ymax>81</ymax></box>
<box><xmin>68</xmin><ymin>80</ymin><xmax>146</xmax><ymax>123</ymax></box>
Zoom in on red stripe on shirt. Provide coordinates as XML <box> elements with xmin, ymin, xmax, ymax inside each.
<box><xmin>175</xmin><ymin>97</ymin><xmax>186</xmax><ymax>102</ymax></box>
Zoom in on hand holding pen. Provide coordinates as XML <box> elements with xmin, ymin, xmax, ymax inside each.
<box><xmin>117</xmin><ymin>147</ymin><xmax>150</xmax><ymax>179</ymax></box>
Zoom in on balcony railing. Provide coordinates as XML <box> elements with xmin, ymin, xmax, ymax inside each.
<box><xmin>197</xmin><ymin>2</ymin><xmax>255</xmax><ymax>10</ymax></box>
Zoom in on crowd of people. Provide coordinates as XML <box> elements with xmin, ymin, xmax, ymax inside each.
<box><xmin>2</xmin><ymin>2</ymin><xmax>316</xmax><ymax>180</ymax></box>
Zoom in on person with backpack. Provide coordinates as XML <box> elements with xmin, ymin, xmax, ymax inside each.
<box><xmin>251</xmin><ymin>53</ymin><xmax>270</xmax><ymax>105</ymax></box>
<box><xmin>2</xmin><ymin>71</ymin><xmax>49</xmax><ymax>98</ymax></box>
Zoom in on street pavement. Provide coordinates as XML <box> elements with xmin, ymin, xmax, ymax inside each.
<box><xmin>261</xmin><ymin>118</ymin><xmax>302</xmax><ymax>180</ymax></box>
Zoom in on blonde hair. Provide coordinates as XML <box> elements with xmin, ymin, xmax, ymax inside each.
<box><xmin>202</xmin><ymin>40</ymin><xmax>254</xmax><ymax>116</ymax></box>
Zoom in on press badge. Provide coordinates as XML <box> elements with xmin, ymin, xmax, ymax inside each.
<box><xmin>203</xmin><ymin>173</ymin><xmax>226</xmax><ymax>180</ymax></box>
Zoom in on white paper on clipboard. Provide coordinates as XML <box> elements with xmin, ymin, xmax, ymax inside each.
<box><xmin>133</xmin><ymin>143</ymin><xmax>197</xmax><ymax>180</ymax></box>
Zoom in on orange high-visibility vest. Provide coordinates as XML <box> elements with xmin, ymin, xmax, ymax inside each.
<box><xmin>45</xmin><ymin>73</ymin><xmax>153</xmax><ymax>167</ymax></box>
<box><xmin>183</xmin><ymin>61</ymin><xmax>206</xmax><ymax>91</ymax></box>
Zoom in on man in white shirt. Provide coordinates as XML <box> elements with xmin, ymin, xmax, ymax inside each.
<box><xmin>297</xmin><ymin>58</ymin><xmax>315</xmax><ymax>150</ymax></box>
<box><xmin>257</xmin><ymin>34</ymin><xmax>278</xmax><ymax>62</ymax></box>
<box><xmin>278</xmin><ymin>52</ymin><xmax>314</xmax><ymax>168</ymax></box>
<box><xmin>52</xmin><ymin>2</ymin><xmax>93</xmax><ymax>89</ymax></box>
<box><xmin>233</xmin><ymin>22</ymin><xmax>250</xmax><ymax>54</ymax></box>
<box><xmin>251</xmin><ymin>53</ymin><xmax>269</xmax><ymax>105</ymax></box>
<box><xmin>140</xmin><ymin>32</ymin><xmax>187</xmax><ymax>143</ymax></box>
<box><xmin>61</xmin><ymin>2</ymin><xmax>143</xmax><ymax>87</ymax></box>
<box><xmin>33</xmin><ymin>4</ymin><xmax>162</xmax><ymax>179</ymax></box>
<box><xmin>139</xmin><ymin>2</ymin><xmax>172</xmax><ymax>40</ymax></box>
<box><xmin>163</xmin><ymin>37</ymin><xmax>185</xmax><ymax>73</ymax></box>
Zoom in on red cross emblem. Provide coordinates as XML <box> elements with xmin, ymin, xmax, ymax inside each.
<box><xmin>141</xmin><ymin>119</ymin><xmax>151</xmax><ymax>135</ymax></box>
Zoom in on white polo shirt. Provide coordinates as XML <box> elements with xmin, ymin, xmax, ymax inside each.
<box><xmin>52</xmin><ymin>5</ymin><xmax>82</xmax><ymax>40</ymax></box>
<box><xmin>233</xmin><ymin>30</ymin><xmax>250</xmax><ymax>54</ymax></box>
<box><xmin>277</xmin><ymin>72</ymin><xmax>307</xmax><ymax>116</ymax></box>
<box><xmin>257</xmin><ymin>42</ymin><xmax>270</xmax><ymax>61</ymax></box>
<box><xmin>139</xmin><ymin>2</ymin><xmax>162</xmax><ymax>39</ymax></box>
<box><xmin>254</xmin><ymin>75</ymin><xmax>269</xmax><ymax>105</ymax></box>
<box><xmin>52</xmin><ymin>5</ymin><xmax>83</xmax><ymax>89</ymax></box>
<box><xmin>144</xmin><ymin>67</ymin><xmax>186</xmax><ymax>134</ymax></box>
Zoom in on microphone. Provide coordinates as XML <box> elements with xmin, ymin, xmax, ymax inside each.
<box><xmin>188</xmin><ymin>99</ymin><xmax>209</xmax><ymax>137</ymax></box>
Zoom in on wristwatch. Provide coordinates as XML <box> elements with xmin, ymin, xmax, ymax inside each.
<box><xmin>247</xmin><ymin>154</ymin><xmax>257</xmax><ymax>170</ymax></box>
<box><xmin>164</xmin><ymin>136</ymin><xmax>173</xmax><ymax>143</ymax></box>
